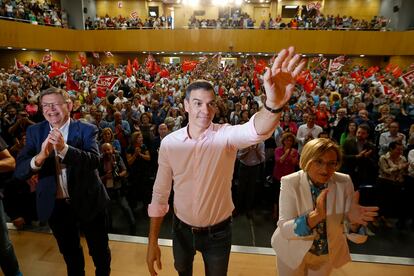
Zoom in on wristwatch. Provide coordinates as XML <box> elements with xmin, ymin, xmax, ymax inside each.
<box><xmin>263</xmin><ymin>102</ymin><xmax>284</xmax><ymax>114</ymax></box>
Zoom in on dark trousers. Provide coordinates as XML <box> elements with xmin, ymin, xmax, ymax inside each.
<box><xmin>0</xmin><ymin>199</ymin><xmax>20</xmax><ymax>276</ymax></box>
<box><xmin>236</xmin><ymin>163</ymin><xmax>261</xmax><ymax>213</ymax></box>
<box><xmin>48</xmin><ymin>200</ymin><xmax>111</xmax><ymax>276</ymax></box>
<box><xmin>172</xmin><ymin>215</ymin><xmax>232</xmax><ymax>276</ymax></box>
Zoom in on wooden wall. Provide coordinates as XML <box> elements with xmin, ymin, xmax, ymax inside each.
<box><xmin>1</xmin><ymin>21</ymin><xmax>413</xmax><ymax>56</ymax></box>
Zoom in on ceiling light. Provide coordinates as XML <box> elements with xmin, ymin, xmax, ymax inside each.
<box><xmin>285</xmin><ymin>5</ymin><xmax>298</xmax><ymax>9</ymax></box>
<box><xmin>143</xmin><ymin>51</ymin><xmax>147</xmax><ymax>53</ymax></box>
<box><xmin>318</xmin><ymin>53</ymin><xmax>323</xmax><ymax>57</ymax></box>
<box><xmin>360</xmin><ymin>54</ymin><xmax>365</xmax><ymax>57</ymax></box>
<box><xmin>22</xmin><ymin>48</ymin><xmax>27</xmax><ymax>51</ymax></box>
<box><xmin>7</xmin><ymin>47</ymin><xmax>12</xmax><ymax>49</ymax></box>
<box><xmin>302</xmin><ymin>54</ymin><xmax>306</xmax><ymax>57</ymax></box>
<box><xmin>45</xmin><ymin>48</ymin><xmax>49</xmax><ymax>51</ymax></box>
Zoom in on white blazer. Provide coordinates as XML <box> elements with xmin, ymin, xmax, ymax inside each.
<box><xmin>271</xmin><ymin>170</ymin><xmax>366</xmax><ymax>269</ymax></box>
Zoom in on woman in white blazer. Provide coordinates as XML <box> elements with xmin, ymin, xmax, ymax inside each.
<box><xmin>271</xmin><ymin>138</ymin><xmax>378</xmax><ymax>276</ymax></box>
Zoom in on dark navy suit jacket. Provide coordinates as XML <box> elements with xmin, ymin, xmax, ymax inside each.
<box><xmin>14</xmin><ymin>119</ymin><xmax>109</xmax><ymax>222</ymax></box>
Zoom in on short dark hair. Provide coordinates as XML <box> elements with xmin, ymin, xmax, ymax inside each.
<box><xmin>185</xmin><ymin>80</ymin><xmax>214</xmax><ymax>100</ymax></box>
<box><xmin>357</xmin><ymin>123</ymin><xmax>371</xmax><ymax>133</ymax></box>
<box><xmin>389</xmin><ymin>141</ymin><xmax>403</xmax><ymax>150</ymax></box>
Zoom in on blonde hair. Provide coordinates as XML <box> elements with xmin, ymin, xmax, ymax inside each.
<box><xmin>300</xmin><ymin>138</ymin><xmax>342</xmax><ymax>172</ymax></box>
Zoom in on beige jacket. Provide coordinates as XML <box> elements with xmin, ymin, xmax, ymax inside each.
<box><xmin>271</xmin><ymin>170</ymin><xmax>367</xmax><ymax>269</ymax></box>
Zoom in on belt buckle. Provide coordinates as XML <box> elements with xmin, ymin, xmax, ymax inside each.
<box><xmin>191</xmin><ymin>226</ymin><xmax>203</xmax><ymax>234</ymax></box>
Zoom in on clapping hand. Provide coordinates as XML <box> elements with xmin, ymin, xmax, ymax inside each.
<box><xmin>347</xmin><ymin>191</ymin><xmax>379</xmax><ymax>226</ymax></box>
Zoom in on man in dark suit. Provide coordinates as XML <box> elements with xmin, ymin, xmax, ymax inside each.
<box><xmin>14</xmin><ymin>87</ymin><xmax>111</xmax><ymax>276</ymax></box>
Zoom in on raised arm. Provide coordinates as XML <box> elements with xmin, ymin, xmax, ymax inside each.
<box><xmin>254</xmin><ymin>46</ymin><xmax>306</xmax><ymax>135</ymax></box>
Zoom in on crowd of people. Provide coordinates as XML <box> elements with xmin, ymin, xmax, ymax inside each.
<box><xmin>85</xmin><ymin>11</ymin><xmax>389</xmax><ymax>31</ymax></box>
<box><xmin>0</xmin><ymin>53</ymin><xmax>413</xmax><ymax>234</ymax></box>
<box><xmin>0</xmin><ymin>0</ymin><xmax>67</xmax><ymax>27</ymax></box>
<box><xmin>84</xmin><ymin>14</ymin><xmax>173</xmax><ymax>30</ymax></box>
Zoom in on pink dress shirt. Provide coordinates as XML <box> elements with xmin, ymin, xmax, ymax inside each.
<box><xmin>148</xmin><ymin>114</ymin><xmax>272</xmax><ymax>227</ymax></box>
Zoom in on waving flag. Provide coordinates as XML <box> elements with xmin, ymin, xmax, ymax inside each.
<box><xmin>42</xmin><ymin>53</ymin><xmax>52</xmax><ymax>64</ymax></box>
<box><xmin>126</xmin><ymin>59</ymin><xmax>133</xmax><ymax>77</ymax></box>
<box><xmin>14</xmin><ymin>59</ymin><xmax>31</xmax><ymax>74</ymax></box>
<box><xmin>48</xmin><ymin>60</ymin><xmax>69</xmax><ymax>78</ymax></box>
<box><xmin>96</xmin><ymin>75</ymin><xmax>119</xmax><ymax>97</ymax></box>
<box><xmin>66</xmin><ymin>73</ymin><xmax>80</xmax><ymax>91</ymax></box>
<box><xmin>400</xmin><ymin>70</ymin><xmax>414</xmax><ymax>87</ymax></box>
<box><xmin>132</xmin><ymin>58</ymin><xmax>140</xmax><ymax>71</ymax></box>
<box><xmin>79</xmin><ymin>54</ymin><xmax>88</xmax><ymax>67</ymax></box>
<box><xmin>329</xmin><ymin>56</ymin><xmax>345</xmax><ymax>72</ymax></box>
<box><xmin>181</xmin><ymin>60</ymin><xmax>198</xmax><ymax>72</ymax></box>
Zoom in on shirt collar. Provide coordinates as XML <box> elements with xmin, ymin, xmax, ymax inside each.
<box><xmin>49</xmin><ymin>117</ymin><xmax>71</xmax><ymax>133</ymax></box>
<box><xmin>180</xmin><ymin>123</ymin><xmax>214</xmax><ymax>142</ymax></box>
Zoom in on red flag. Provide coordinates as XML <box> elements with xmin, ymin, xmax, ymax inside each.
<box><xmin>66</xmin><ymin>73</ymin><xmax>79</xmax><ymax>91</ymax></box>
<box><xmin>350</xmin><ymin>70</ymin><xmax>363</xmax><ymax>83</ymax></box>
<box><xmin>159</xmin><ymin>68</ymin><xmax>170</xmax><ymax>78</ymax></box>
<box><xmin>254</xmin><ymin>59</ymin><xmax>267</xmax><ymax>75</ymax></box>
<box><xmin>29</xmin><ymin>59</ymin><xmax>39</xmax><ymax>68</ymax></box>
<box><xmin>385</xmin><ymin>63</ymin><xmax>397</xmax><ymax>73</ymax></box>
<box><xmin>126</xmin><ymin>59</ymin><xmax>133</xmax><ymax>77</ymax></box>
<box><xmin>363</xmin><ymin>66</ymin><xmax>379</xmax><ymax>78</ymax></box>
<box><xmin>96</xmin><ymin>75</ymin><xmax>119</xmax><ymax>96</ymax></box>
<box><xmin>14</xmin><ymin>59</ymin><xmax>31</xmax><ymax>74</ymax></box>
<box><xmin>63</xmin><ymin>56</ymin><xmax>72</xmax><ymax>69</ymax></box>
<box><xmin>329</xmin><ymin>56</ymin><xmax>345</xmax><ymax>72</ymax></box>
<box><xmin>138</xmin><ymin>79</ymin><xmax>155</xmax><ymax>89</ymax></box>
<box><xmin>392</xmin><ymin>65</ymin><xmax>402</xmax><ymax>78</ymax></box>
<box><xmin>132</xmin><ymin>58</ymin><xmax>140</xmax><ymax>71</ymax></box>
<box><xmin>48</xmin><ymin>60</ymin><xmax>69</xmax><ymax>78</ymax></box>
<box><xmin>181</xmin><ymin>60</ymin><xmax>198</xmax><ymax>72</ymax></box>
<box><xmin>296</xmin><ymin>70</ymin><xmax>312</xmax><ymax>85</ymax></box>
<box><xmin>42</xmin><ymin>53</ymin><xmax>52</xmax><ymax>64</ymax></box>
<box><xmin>400</xmin><ymin>70</ymin><xmax>414</xmax><ymax>87</ymax></box>
<box><xmin>152</xmin><ymin>62</ymin><xmax>161</xmax><ymax>75</ymax></box>
<box><xmin>304</xmin><ymin>80</ymin><xmax>316</xmax><ymax>93</ymax></box>
<box><xmin>78</xmin><ymin>54</ymin><xmax>87</xmax><ymax>67</ymax></box>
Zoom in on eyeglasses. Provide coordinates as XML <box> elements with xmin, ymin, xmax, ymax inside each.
<box><xmin>41</xmin><ymin>102</ymin><xmax>66</xmax><ymax>109</ymax></box>
<box><xmin>313</xmin><ymin>159</ymin><xmax>338</xmax><ymax>170</ymax></box>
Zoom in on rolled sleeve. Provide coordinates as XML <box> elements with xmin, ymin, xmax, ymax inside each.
<box><xmin>148</xmin><ymin>203</ymin><xmax>170</xmax><ymax>217</ymax></box>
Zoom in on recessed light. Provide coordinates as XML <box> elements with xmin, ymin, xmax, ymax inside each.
<box><xmin>302</xmin><ymin>54</ymin><xmax>307</xmax><ymax>57</ymax></box>
<box><xmin>180</xmin><ymin>51</ymin><xmax>183</xmax><ymax>54</ymax></box>
<box><xmin>22</xmin><ymin>48</ymin><xmax>27</xmax><ymax>51</ymax></box>
<box><xmin>143</xmin><ymin>51</ymin><xmax>147</xmax><ymax>53</ymax></box>
<box><xmin>45</xmin><ymin>49</ymin><xmax>49</xmax><ymax>52</ymax></box>
<box><xmin>161</xmin><ymin>51</ymin><xmax>165</xmax><ymax>54</ymax></box>
<box><xmin>360</xmin><ymin>54</ymin><xmax>365</xmax><ymax>57</ymax></box>
<box><xmin>7</xmin><ymin>47</ymin><xmax>12</xmax><ymax>50</ymax></box>
<box><xmin>318</xmin><ymin>54</ymin><xmax>323</xmax><ymax>57</ymax></box>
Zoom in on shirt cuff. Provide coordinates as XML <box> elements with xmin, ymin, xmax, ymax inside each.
<box><xmin>148</xmin><ymin>202</ymin><xmax>169</xmax><ymax>217</ymax></box>
<box><xmin>57</xmin><ymin>144</ymin><xmax>69</xmax><ymax>159</ymax></box>
<box><xmin>30</xmin><ymin>156</ymin><xmax>42</xmax><ymax>171</ymax></box>
<box><xmin>294</xmin><ymin>214</ymin><xmax>312</xmax><ymax>236</ymax></box>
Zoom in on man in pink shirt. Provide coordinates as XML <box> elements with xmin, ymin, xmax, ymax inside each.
<box><xmin>146</xmin><ymin>47</ymin><xmax>305</xmax><ymax>276</ymax></box>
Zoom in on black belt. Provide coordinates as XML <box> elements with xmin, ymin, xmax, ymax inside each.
<box><xmin>174</xmin><ymin>214</ymin><xmax>232</xmax><ymax>234</ymax></box>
